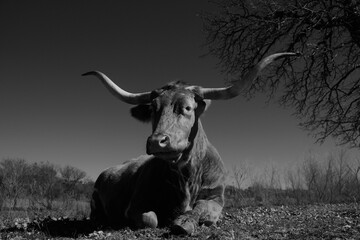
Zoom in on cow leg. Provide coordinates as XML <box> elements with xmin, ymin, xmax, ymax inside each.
<box><xmin>171</xmin><ymin>185</ymin><xmax>224</xmax><ymax>235</ymax></box>
<box><xmin>172</xmin><ymin>200</ymin><xmax>223</xmax><ymax>235</ymax></box>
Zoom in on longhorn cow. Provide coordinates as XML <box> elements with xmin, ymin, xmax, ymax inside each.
<box><xmin>83</xmin><ymin>53</ymin><xmax>296</xmax><ymax>235</ymax></box>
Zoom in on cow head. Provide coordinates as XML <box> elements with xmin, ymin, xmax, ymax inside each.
<box><xmin>130</xmin><ymin>82</ymin><xmax>209</xmax><ymax>161</ymax></box>
<box><xmin>82</xmin><ymin>53</ymin><xmax>297</xmax><ymax>162</ymax></box>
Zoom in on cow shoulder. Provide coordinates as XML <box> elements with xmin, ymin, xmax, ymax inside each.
<box><xmin>193</xmin><ymin>143</ymin><xmax>226</xmax><ymax>204</ymax></box>
<box><xmin>200</xmin><ymin>143</ymin><xmax>226</xmax><ymax>188</ymax></box>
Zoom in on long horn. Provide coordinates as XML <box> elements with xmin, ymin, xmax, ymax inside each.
<box><xmin>199</xmin><ymin>52</ymin><xmax>298</xmax><ymax>100</ymax></box>
<box><xmin>82</xmin><ymin>71</ymin><xmax>151</xmax><ymax>105</ymax></box>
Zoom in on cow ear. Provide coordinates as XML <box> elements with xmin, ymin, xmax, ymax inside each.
<box><xmin>203</xmin><ymin>99</ymin><xmax>211</xmax><ymax>112</ymax></box>
<box><xmin>196</xmin><ymin>99</ymin><xmax>211</xmax><ymax>116</ymax></box>
<box><xmin>130</xmin><ymin>104</ymin><xmax>152</xmax><ymax>123</ymax></box>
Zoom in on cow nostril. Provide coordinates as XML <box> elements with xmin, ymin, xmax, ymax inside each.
<box><xmin>159</xmin><ymin>135</ymin><xmax>169</xmax><ymax>148</ymax></box>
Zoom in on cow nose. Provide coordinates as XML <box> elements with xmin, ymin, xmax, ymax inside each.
<box><xmin>147</xmin><ymin>134</ymin><xmax>170</xmax><ymax>153</ymax></box>
<box><xmin>158</xmin><ymin>135</ymin><xmax>170</xmax><ymax>148</ymax></box>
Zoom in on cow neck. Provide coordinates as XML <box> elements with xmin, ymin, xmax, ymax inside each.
<box><xmin>177</xmin><ymin>118</ymin><xmax>209</xmax><ymax>177</ymax></box>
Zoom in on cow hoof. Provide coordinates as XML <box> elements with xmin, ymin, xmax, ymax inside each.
<box><xmin>141</xmin><ymin>211</ymin><xmax>158</xmax><ymax>228</ymax></box>
<box><xmin>171</xmin><ymin>217</ymin><xmax>196</xmax><ymax>235</ymax></box>
<box><xmin>199</xmin><ymin>214</ymin><xmax>217</xmax><ymax>227</ymax></box>
<box><xmin>171</xmin><ymin>222</ymin><xmax>195</xmax><ymax>235</ymax></box>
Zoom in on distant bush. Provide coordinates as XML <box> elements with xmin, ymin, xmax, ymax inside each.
<box><xmin>226</xmin><ymin>150</ymin><xmax>360</xmax><ymax>207</ymax></box>
<box><xmin>0</xmin><ymin>158</ymin><xmax>94</xmax><ymax>215</ymax></box>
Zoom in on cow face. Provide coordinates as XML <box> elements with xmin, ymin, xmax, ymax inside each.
<box><xmin>130</xmin><ymin>82</ymin><xmax>208</xmax><ymax>161</ymax></box>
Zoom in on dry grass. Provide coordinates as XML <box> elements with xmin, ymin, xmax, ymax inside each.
<box><xmin>1</xmin><ymin>203</ymin><xmax>359</xmax><ymax>239</ymax></box>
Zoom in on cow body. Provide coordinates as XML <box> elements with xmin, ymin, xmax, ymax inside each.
<box><xmin>84</xmin><ymin>52</ymin><xmax>296</xmax><ymax>235</ymax></box>
<box><xmin>90</xmin><ymin>91</ymin><xmax>226</xmax><ymax>234</ymax></box>
<box><xmin>92</xmin><ymin>144</ymin><xmax>225</xmax><ymax>229</ymax></box>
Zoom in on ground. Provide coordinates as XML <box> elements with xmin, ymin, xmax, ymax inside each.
<box><xmin>1</xmin><ymin>203</ymin><xmax>359</xmax><ymax>239</ymax></box>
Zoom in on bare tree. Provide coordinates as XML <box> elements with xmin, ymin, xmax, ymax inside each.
<box><xmin>0</xmin><ymin>158</ymin><xmax>30</xmax><ymax>208</ymax></box>
<box><xmin>287</xmin><ymin>167</ymin><xmax>303</xmax><ymax>190</ymax></box>
<box><xmin>323</xmin><ymin>156</ymin><xmax>335</xmax><ymax>202</ymax></box>
<box><xmin>231</xmin><ymin>163</ymin><xmax>249</xmax><ymax>189</ymax></box>
<box><xmin>248</xmin><ymin>165</ymin><xmax>283</xmax><ymax>205</ymax></box>
<box><xmin>203</xmin><ymin>0</ymin><xmax>360</xmax><ymax>147</ymax></box>
<box><xmin>60</xmin><ymin>165</ymin><xmax>86</xmax><ymax>201</ymax></box>
<box><xmin>302</xmin><ymin>155</ymin><xmax>321</xmax><ymax>201</ymax></box>
<box><xmin>286</xmin><ymin>166</ymin><xmax>304</xmax><ymax>204</ymax></box>
<box><xmin>28</xmin><ymin>162</ymin><xmax>61</xmax><ymax>210</ymax></box>
<box><xmin>344</xmin><ymin>157</ymin><xmax>360</xmax><ymax>201</ymax></box>
<box><xmin>60</xmin><ymin>165</ymin><xmax>86</xmax><ymax>183</ymax></box>
<box><xmin>333</xmin><ymin>150</ymin><xmax>350</xmax><ymax>198</ymax></box>
<box><xmin>226</xmin><ymin>163</ymin><xmax>250</xmax><ymax>206</ymax></box>
<box><xmin>300</xmin><ymin>151</ymin><xmax>360</xmax><ymax>203</ymax></box>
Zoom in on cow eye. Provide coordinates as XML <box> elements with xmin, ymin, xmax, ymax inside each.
<box><xmin>184</xmin><ymin>106</ymin><xmax>192</xmax><ymax>112</ymax></box>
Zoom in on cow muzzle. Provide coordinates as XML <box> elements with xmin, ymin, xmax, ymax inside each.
<box><xmin>147</xmin><ymin>133</ymin><xmax>170</xmax><ymax>153</ymax></box>
<box><xmin>146</xmin><ymin>133</ymin><xmax>183</xmax><ymax>161</ymax></box>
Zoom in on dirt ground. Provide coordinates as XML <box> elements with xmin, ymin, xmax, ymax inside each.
<box><xmin>1</xmin><ymin>203</ymin><xmax>359</xmax><ymax>239</ymax></box>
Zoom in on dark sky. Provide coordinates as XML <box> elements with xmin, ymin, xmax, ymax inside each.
<box><xmin>1</xmin><ymin>1</ymin><xmax>356</xmax><ymax>183</ymax></box>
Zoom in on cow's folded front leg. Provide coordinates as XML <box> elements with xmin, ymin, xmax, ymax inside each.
<box><xmin>171</xmin><ymin>199</ymin><xmax>223</xmax><ymax>235</ymax></box>
<box><xmin>171</xmin><ymin>211</ymin><xmax>198</xmax><ymax>235</ymax></box>
<box><xmin>198</xmin><ymin>199</ymin><xmax>223</xmax><ymax>226</ymax></box>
